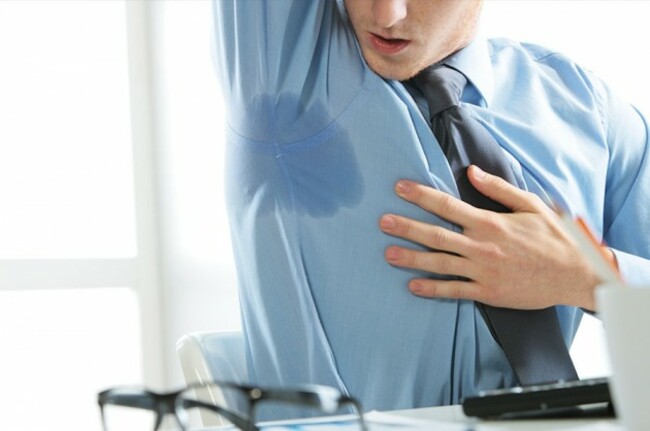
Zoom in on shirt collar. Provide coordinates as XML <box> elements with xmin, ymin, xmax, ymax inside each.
<box><xmin>443</xmin><ymin>37</ymin><xmax>494</xmax><ymax>107</ymax></box>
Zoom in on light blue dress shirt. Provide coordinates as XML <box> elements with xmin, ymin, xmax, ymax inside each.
<box><xmin>212</xmin><ymin>0</ymin><xmax>650</xmax><ymax>411</ymax></box>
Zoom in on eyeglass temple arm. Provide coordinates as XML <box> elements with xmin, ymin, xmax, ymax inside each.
<box><xmin>345</xmin><ymin>399</ymin><xmax>367</xmax><ymax>431</ymax></box>
<box><xmin>99</xmin><ymin>393</ymin><xmax>159</xmax><ymax>410</ymax></box>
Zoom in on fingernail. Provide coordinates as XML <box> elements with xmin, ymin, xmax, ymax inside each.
<box><xmin>471</xmin><ymin>165</ymin><xmax>486</xmax><ymax>179</ymax></box>
<box><xmin>395</xmin><ymin>180</ymin><xmax>411</xmax><ymax>196</ymax></box>
<box><xmin>385</xmin><ymin>247</ymin><xmax>401</xmax><ymax>261</ymax></box>
<box><xmin>409</xmin><ymin>281</ymin><xmax>423</xmax><ymax>294</ymax></box>
<box><xmin>380</xmin><ymin>215</ymin><xmax>396</xmax><ymax>229</ymax></box>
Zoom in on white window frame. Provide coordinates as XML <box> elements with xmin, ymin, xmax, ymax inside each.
<box><xmin>0</xmin><ymin>0</ymin><xmax>167</xmax><ymax>389</ymax></box>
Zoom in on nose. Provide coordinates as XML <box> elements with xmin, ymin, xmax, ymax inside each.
<box><xmin>372</xmin><ymin>0</ymin><xmax>407</xmax><ymax>29</ymax></box>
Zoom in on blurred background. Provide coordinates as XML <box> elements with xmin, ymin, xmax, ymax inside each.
<box><xmin>0</xmin><ymin>1</ymin><xmax>648</xmax><ymax>429</ymax></box>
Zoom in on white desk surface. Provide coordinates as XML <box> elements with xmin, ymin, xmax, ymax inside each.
<box><xmin>387</xmin><ymin>405</ymin><xmax>622</xmax><ymax>430</ymax></box>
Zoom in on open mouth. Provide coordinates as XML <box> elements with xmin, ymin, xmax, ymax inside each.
<box><xmin>368</xmin><ymin>32</ymin><xmax>410</xmax><ymax>55</ymax></box>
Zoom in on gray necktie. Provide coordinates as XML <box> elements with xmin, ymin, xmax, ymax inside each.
<box><xmin>408</xmin><ymin>64</ymin><xmax>579</xmax><ymax>386</ymax></box>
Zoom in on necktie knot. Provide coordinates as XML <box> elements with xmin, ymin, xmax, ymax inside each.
<box><xmin>410</xmin><ymin>65</ymin><xmax>467</xmax><ymax>119</ymax></box>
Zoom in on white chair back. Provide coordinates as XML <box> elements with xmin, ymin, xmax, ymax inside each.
<box><xmin>176</xmin><ymin>331</ymin><xmax>247</xmax><ymax>426</ymax></box>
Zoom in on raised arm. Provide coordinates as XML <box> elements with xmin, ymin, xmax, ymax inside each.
<box><xmin>211</xmin><ymin>0</ymin><xmax>364</xmax><ymax>144</ymax></box>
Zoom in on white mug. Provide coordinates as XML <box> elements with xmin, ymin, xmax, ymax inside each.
<box><xmin>596</xmin><ymin>284</ymin><xmax>650</xmax><ymax>431</ymax></box>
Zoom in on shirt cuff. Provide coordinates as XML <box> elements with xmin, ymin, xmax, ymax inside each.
<box><xmin>611</xmin><ymin>248</ymin><xmax>650</xmax><ymax>287</ymax></box>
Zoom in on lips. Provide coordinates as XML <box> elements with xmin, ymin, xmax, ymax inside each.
<box><xmin>368</xmin><ymin>32</ymin><xmax>410</xmax><ymax>55</ymax></box>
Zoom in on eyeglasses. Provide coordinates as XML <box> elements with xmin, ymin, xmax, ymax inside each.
<box><xmin>97</xmin><ymin>381</ymin><xmax>366</xmax><ymax>431</ymax></box>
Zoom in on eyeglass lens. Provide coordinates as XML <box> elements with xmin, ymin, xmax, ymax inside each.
<box><xmin>101</xmin><ymin>384</ymin><xmax>364</xmax><ymax>431</ymax></box>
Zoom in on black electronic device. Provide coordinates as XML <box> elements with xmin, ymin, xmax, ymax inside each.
<box><xmin>462</xmin><ymin>377</ymin><xmax>615</xmax><ymax>419</ymax></box>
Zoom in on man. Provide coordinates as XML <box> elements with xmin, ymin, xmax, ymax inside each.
<box><xmin>212</xmin><ymin>0</ymin><xmax>650</xmax><ymax>411</ymax></box>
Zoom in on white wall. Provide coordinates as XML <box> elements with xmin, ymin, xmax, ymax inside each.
<box><xmin>149</xmin><ymin>1</ymin><xmax>240</xmax><ymax>387</ymax></box>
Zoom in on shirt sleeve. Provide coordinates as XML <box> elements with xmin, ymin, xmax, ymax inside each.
<box><xmin>597</xmin><ymin>77</ymin><xmax>650</xmax><ymax>286</ymax></box>
<box><xmin>210</xmin><ymin>0</ymin><xmax>368</xmax><ymax>393</ymax></box>
<box><xmin>211</xmin><ymin>0</ymin><xmax>364</xmax><ymax>144</ymax></box>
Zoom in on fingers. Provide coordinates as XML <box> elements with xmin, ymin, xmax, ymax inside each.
<box><xmin>379</xmin><ymin>214</ymin><xmax>473</xmax><ymax>256</ymax></box>
<box><xmin>408</xmin><ymin>278</ymin><xmax>490</xmax><ymax>303</ymax></box>
<box><xmin>467</xmin><ymin>165</ymin><xmax>546</xmax><ymax>213</ymax></box>
<box><xmin>384</xmin><ymin>245</ymin><xmax>472</xmax><ymax>278</ymax></box>
<box><xmin>394</xmin><ymin>179</ymin><xmax>483</xmax><ymax>227</ymax></box>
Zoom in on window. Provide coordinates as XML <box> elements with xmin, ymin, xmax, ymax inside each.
<box><xmin>0</xmin><ymin>0</ymin><xmax>136</xmax><ymax>259</ymax></box>
<box><xmin>0</xmin><ymin>2</ymin><xmax>152</xmax><ymax>430</ymax></box>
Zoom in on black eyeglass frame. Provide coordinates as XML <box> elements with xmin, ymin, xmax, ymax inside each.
<box><xmin>97</xmin><ymin>381</ymin><xmax>366</xmax><ymax>431</ymax></box>
<box><xmin>98</xmin><ymin>384</ymin><xmax>254</xmax><ymax>431</ymax></box>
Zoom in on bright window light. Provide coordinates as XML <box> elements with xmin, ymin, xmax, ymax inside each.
<box><xmin>0</xmin><ymin>0</ymin><xmax>136</xmax><ymax>259</ymax></box>
<box><xmin>0</xmin><ymin>2</ymin><xmax>142</xmax><ymax>431</ymax></box>
<box><xmin>0</xmin><ymin>287</ymin><xmax>142</xmax><ymax>431</ymax></box>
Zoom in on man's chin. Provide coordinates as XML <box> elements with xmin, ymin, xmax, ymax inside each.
<box><xmin>364</xmin><ymin>56</ymin><xmax>423</xmax><ymax>81</ymax></box>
